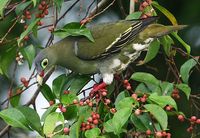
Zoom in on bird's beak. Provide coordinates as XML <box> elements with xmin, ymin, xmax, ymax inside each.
<box><xmin>36</xmin><ymin>70</ymin><xmax>45</xmax><ymax>85</ymax></box>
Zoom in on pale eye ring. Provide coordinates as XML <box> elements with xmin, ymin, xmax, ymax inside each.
<box><xmin>41</xmin><ymin>58</ymin><xmax>48</xmax><ymax>69</ymax></box>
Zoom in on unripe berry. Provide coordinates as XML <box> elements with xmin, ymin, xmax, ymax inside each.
<box><xmin>73</xmin><ymin>99</ymin><xmax>78</xmax><ymax>104</ymax></box>
<box><xmin>63</xmin><ymin>127</ymin><xmax>70</xmax><ymax>134</ymax></box>
<box><xmin>142</xmin><ymin>1</ymin><xmax>149</xmax><ymax>7</ymax></box>
<box><xmin>24</xmin><ymin>25</ymin><xmax>28</xmax><ymax>30</ymax></box>
<box><xmin>86</xmin><ymin>99</ymin><xmax>90</xmax><ymax>104</ymax></box>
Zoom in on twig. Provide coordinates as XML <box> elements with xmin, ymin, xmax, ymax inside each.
<box><xmin>0</xmin><ymin>125</ymin><xmax>11</xmax><ymax>137</ymax></box>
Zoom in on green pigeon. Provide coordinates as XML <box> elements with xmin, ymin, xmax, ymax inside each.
<box><xmin>35</xmin><ymin>17</ymin><xmax>186</xmax><ymax>87</ymax></box>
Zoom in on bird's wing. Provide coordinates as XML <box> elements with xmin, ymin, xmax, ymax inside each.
<box><xmin>74</xmin><ymin>17</ymin><xmax>157</xmax><ymax>60</ymax></box>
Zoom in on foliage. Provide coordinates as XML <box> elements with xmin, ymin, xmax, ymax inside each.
<box><xmin>0</xmin><ymin>0</ymin><xmax>199</xmax><ymax>138</ymax></box>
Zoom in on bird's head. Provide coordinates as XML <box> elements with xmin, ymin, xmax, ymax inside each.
<box><xmin>35</xmin><ymin>48</ymin><xmax>57</xmax><ymax>84</ymax></box>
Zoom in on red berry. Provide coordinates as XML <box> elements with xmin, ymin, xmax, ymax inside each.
<box><xmin>162</xmin><ymin>131</ymin><xmax>167</xmax><ymax>137</ymax></box>
<box><xmin>26</xmin><ymin>15</ymin><xmax>31</xmax><ymax>19</ymax></box>
<box><xmin>37</xmin><ymin>21</ymin><xmax>43</xmax><ymax>26</ymax></box>
<box><xmin>191</xmin><ymin>116</ymin><xmax>197</xmax><ymax>122</ymax></box>
<box><xmin>20</xmin><ymin>77</ymin><xmax>26</xmax><ymax>83</ymax></box>
<box><xmin>44</xmin><ymin>9</ymin><xmax>49</xmax><ymax>15</ymax></box>
<box><xmin>110</xmin><ymin>108</ymin><xmax>117</xmax><ymax>113</ymax></box>
<box><xmin>35</xmin><ymin>14</ymin><xmax>40</xmax><ymax>18</ymax></box>
<box><xmin>81</xmin><ymin>122</ymin><xmax>86</xmax><ymax>127</ymax></box>
<box><xmin>81</xmin><ymin>127</ymin><xmax>86</xmax><ymax>131</ymax></box>
<box><xmin>131</xmin><ymin>93</ymin><xmax>138</xmax><ymax>100</ymax></box>
<box><xmin>88</xmin><ymin>102</ymin><xmax>93</xmax><ymax>107</ymax></box>
<box><xmin>41</xmin><ymin>1</ymin><xmax>46</xmax><ymax>6</ymax></box>
<box><xmin>134</xmin><ymin>109</ymin><xmax>141</xmax><ymax>116</ymax></box>
<box><xmin>156</xmin><ymin>131</ymin><xmax>162</xmax><ymax>138</ymax></box>
<box><xmin>79</xmin><ymin>101</ymin><xmax>84</xmax><ymax>106</ymax></box>
<box><xmin>87</xmin><ymin>117</ymin><xmax>93</xmax><ymax>123</ymax></box>
<box><xmin>123</xmin><ymin>79</ymin><xmax>129</xmax><ymax>84</ymax></box>
<box><xmin>142</xmin><ymin>1</ymin><xmax>149</xmax><ymax>7</ymax></box>
<box><xmin>96</xmin><ymin>114</ymin><xmax>100</xmax><ymax>119</ymax></box>
<box><xmin>38</xmin><ymin>4</ymin><xmax>43</xmax><ymax>10</ymax></box>
<box><xmin>102</xmin><ymin>91</ymin><xmax>107</xmax><ymax>96</ymax></box>
<box><xmin>86</xmin><ymin>99</ymin><xmax>90</xmax><ymax>104</ymax></box>
<box><xmin>64</xmin><ymin>90</ymin><xmax>69</xmax><ymax>94</ymax></box>
<box><xmin>86</xmin><ymin>125</ymin><xmax>91</xmax><ymax>130</ymax></box>
<box><xmin>61</xmin><ymin>107</ymin><xmax>66</xmax><ymax>112</ymax></box>
<box><xmin>166</xmin><ymin>133</ymin><xmax>171</xmax><ymax>138</ymax></box>
<box><xmin>178</xmin><ymin>115</ymin><xmax>184</xmax><ymax>122</ymax></box>
<box><xmin>140</xmin><ymin>97</ymin><xmax>146</xmax><ymax>103</ymax></box>
<box><xmin>126</xmin><ymin>85</ymin><xmax>132</xmax><ymax>90</ymax></box>
<box><xmin>63</xmin><ymin>127</ymin><xmax>70</xmax><ymax>134</ymax></box>
<box><xmin>92</xmin><ymin>114</ymin><xmax>97</xmax><ymax>119</ymax></box>
<box><xmin>23</xmin><ymin>81</ymin><xmax>29</xmax><ymax>87</ymax></box>
<box><xmin>105</xmin><ymin>99</ymin><xmax>111</xmax><ymax>104</ymax></box>
<box><xmin>49</xmin><ymin>100</ymin><xmax>54</xmax><ymax>106</ymax></box>
<box><xmin>146</xmin><ymin>129</ymin><xmax>151</xmax><ymax>135</ymax></box>
<box><xmin>24</xmin><ymin>35</ymin><xmax>29</xmax><ymax>41</ymax></box>
<box><xmin>73</xmin><ymin>99</ymin><xmax>78</xmax><ymax>104</ymax></box>
<box><xmin>187</xmin><ymin>126</ymin><xmax>193</xmax><ymax>133</ymax></box>
<box><xmin>40</xmin><ymin>13</ymin><xmax>45</xmax><ymax>18</ymax></box>
<box><xmin>25</xmin><ymin>10</ymin><xmax>30</xmax><ymax>15</ymax></box>
<box><xmin>165</xmin><ymin>105</ymin><xmax>172</xmax><ymax>111</ymax></box>
<box><xmin>93</xmin><ymin>119</ymin><xmax>98</xmax><ymax>125</ymax></box>
<box><xmin>196</xmin><ymin>119</ymin><xmax>200</xmax><ymax>124</ymax></box>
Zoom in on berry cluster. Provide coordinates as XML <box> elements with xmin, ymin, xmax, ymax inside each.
<box><xmin>80</xmin><ymin>112</ymin><xmax>100</xmax><ymax>131</ymax></box>
<box><xmin>20</xmin><ymin>77</ymin><xmax>29</xmax><ymax>87</ymax></box>
<box><xmin>171</xmin><ymin>88</ymin><xmax>180</xmax><ymax>99</ymax></box>
<box><xmin>123</xmin><ymin>79</ymin><xmax>132</xmax><ymax>90</ymax></box>
<box><xmin>131</xmin><ymin>93</ymin><xmax>148</xmax><ymax>103</ymax></box>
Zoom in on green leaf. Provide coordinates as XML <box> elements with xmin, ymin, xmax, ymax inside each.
<box><xmin>131</xmin><ymin>72</ymin><xmax>160</xmax><ymax>86</ymax></box>
<box><xmin>85</xmin><ymin>128</ymin><xmax>101</xmax><ymax>138</ymax></box>
<box><xmin>54</xmin><ymin>0</ymin><xmax>64</xmax><ymax>12</ymax></box>
<box><xmin>17</xmin><ymin>106</ymin><xmax>42</xmax><ymax>135</ymax></box>
<box><xmin>63</xmin><ymin>105</ymin><xmax>78</xmax><ymax>120</ymax></box>
<box><xmin>70</xmin><ymin>75</ymin><xmax>91</xmax><ymax>94</ymax></box>
<box><xmin>176</xmin><ymin>83</ymin><xmax>191</xmax><ymax>100</ymax></box>
<box><xmin>139</xmin><ymin>39</ymin><xmax>160</xmax><ymax>65</ymax></box>
<box><xmin>125</xmin><ymin>11</ymin><xmax>142</xmax><ymax>20</ymax></box>
<box><xmin>69</xmin><ymin>116</ymin><xmax>84</xmax><ymax>138</ymax></box>
<box><xmin>160</xmin><ymin>81</ymin><xmax>174</xmax><ymax>96</ymax></box>
<box><xmin>52</xmin><ymin>74</ymin><xmax>68</xmax><ymax>99</ymax></box>
<box><xmin>17</xmin><ymin>18</ymin><xmax>40</xmax><ymax>45</ymax></box>
<box><xmin>0</xmin><ymin>0</ymin><xmax>9</xmax><ymax>17</ymax></box>
<box><xmin>15</xmin><ymin>1</ymin><xmax>32</xmax><ymax>15</ymax></box>
<box><xmin>172</xmin><ymin>32</ymin><xmax>191</xmax><ymax>55</ymax></box>
<box><xmin>10</xmin><ymin>87</ymin><xmax>22</xmax><ymax>107</ymax></box>
<box><xmin>144</xmin><ymin>104</ymin><xmax>168</xmax><ymax>130</ymax></box>
<box><xmin>41</xmin><ymin>84</ymin><xmax>56</xmax><ymax>102</ymax></box>
<box><xmin>41</xmin><ymin>104</ymin><xmax>58</xmax><ymax>122</ymax></box>
<box><xmin>115</xmin><ymin>97</ymin><xmax>136</xmax><ymax>110</ymax></box>
<box><xmin>52</xmin><ymin>135</ymin><xmax>70</xmax><ymax>138</ymax></box>
<box><xmin>135</xmin><ymin>83</ymin><xmax>151</xmax><ymax>93</ymax></box>
<box><xmin>114</xmin><ymin>91</ymin><xmax>130</xmax><ymax>106</ymax></box>
<box><xmin>180</xmin><ymin>58</ymin><xmax>197</xmax><ymax>84</ymax></box>
<box><xmin>32</xmin><ymin>0</ymin><xmax>37</xmax><ymax>7</ymax></box>
<box><xmin>152</xmin><ymin>1</ymin><xmax>177</xmax><ymax>25</ymax></box>
<box><xmin>148</xmin><ymin>93</ymin><xmax>177</xmax><ymax>110</ymax></box>
<box><xmin>43</xmin><ymin>112</ymin><xmax>64</xmax><ymax>137</ymax></box>
<box><xmin>61</xmin><ymin>93</ymin><xmax>78</xmax><ymax>105</ymax></box>
<box><xmin>20</xmin><ymin>44</ymin><xmax>36</xmax><ymax>69</ymax></box>
<box><xmin>53</xmin><ymin>22</ymin><xmax>94</xmax><ymax>42</ymax></box>
<box><xmin>0</xmin><ymin>108</ymin><xmax>30</xmax><ymax>130</ymax></box>
<box><xmin>160</xmin><ymin>35</ymin><xmax>174</xmax><ymax>57</ymax></box>
<box><xmin>130</xmin><ymin>113</ymin><xmax>154</xmax><ymax>131</ymax></box>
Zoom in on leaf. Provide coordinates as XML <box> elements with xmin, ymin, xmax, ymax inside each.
<box><xmin>63</xmin><ymin>105</ymin><xmax>78</xmax><ymax>120</ymax></box>
<box><xmin>61</xmin><ymin>93</ymin><xmax>78</xmax><ymax>105</ymax></box>
<box><xmin>139</xmin><ymin>39</ymin><xmax>160</xmax><ymax>65</ymax></box>
<box><xmin>0</xmin><ymin>0</ymin><xmax>9</xmax><ymax>17</ymax></box>
<box><xmin>85</xmin><ymin>128</ymin><xmax>101</xmax><ymax>138</ymax></box>
<box><xmin>10</xmin><ymin>87</ymin><xmax>22</xmax><ymax>107</ymax></box>
<box><xmin>20</xmin><ymin>44</ymin><xmax>36</xmax><ymax>69</ymax></box>
<box><xmin>131</xmin><ymin>72</ymin><xmax>160</xmax><ymax>86</ymax></box>
<box><xmin>125</xmin><ymin>11</ymin><xmax>142</xmax><ymax>20</ymax></box>
<box><xmin>160</xmin><ymin>81</ymin><xmax>174</xmax><ymax>96</ymax></box>
<box><xmin>52</xmin><ymin>74</ymin><xmax>68</xmax><ymax>99</ymax></box>
<box><xmin>115</xmin><ymin>97</ymin><xmax>136</xmax><ymax>110</ymax></box>
<box><xmin>53</xmin><ymin>135</ymin><xmax>70</xmax><ymax>138</ymax></box>
<box><xmin>172</xmin><ymin>32</ymin><xmax>191</xmax><ymax>55</ymax></box>
<box><xmin>41</xmin><ymin>104</ymin><xmax>58</xmax><ymax>122</ymax></box>
<box><xmin>148</xmin><ymin>93</ymin><xmax>177</xmax><ymax>110</ymax></box>
<box><xmin>53</xmin><ymin>22</ymin><xmax>94</xmax><ymax>42</ymax></box>
<box><xmin>15</xmin><ymin>1</ymin><xmax>32</xmax><ymax>15</ymax></box>
<box><xmin>144</xmin><ymin>104</ymin><xmax>168</xmax><ymax>130</ymax></box>
<box><xmin>43</xmin><ymin>112</ymin><xmax>64</xmax><ymax>137</ymax></box>
<box><xmin>17</xmin><ymin>106</ymin><xmax>42</xmax><ymax>135</ymax></box>
<box><xmin>70</xmin><ymin>75</ymin><xmax>91</xmax><ymax>94</ymax></box>
<box><xmin>135</xmin><ymin>83</ymin><xmax>151</xmax><ymax>93</ymax></box>
<box><xmin>0</xmin><ymin>108</ymin><xmax>30</xmax><ymax>130</ymax></box>
<box><xmin>180</xmin><ymin>58</ymin><xmax>197</xmax><ymax>84</ymax></box>
<box><xmin>114</xmin><ymin>91</ymin><xmax>130</xmax><ymax>106</ymax></box>
<box><xmin>41</xmin><ymin>84</ymin><xmax>56</xmax><ymax>102</ymax></box>
<box><xmin>69</xmin><ymin>116</ymin><xmax>84</xmax><ymax>138</ymax></box>
<box><xmin>54</xmin><ymin>0</ymin><xmax>64</xmax><ymax>12</ymax></box>
<box><xmin>160</xmin><ymin>35</ymin><xmax>174</xmax><ymax>57</ymax></box>
<box><xmin>17</xmin><ymin>18</ymin><xmax>40</xmax><ymax>45</ymax></box>
<box><xmin>152</xmin><ymin>1</ymin><xmax>177</xmax><ymax>25</ymax></box>
<box><xmin>176</xmin><ymin>83</ymin><xmax>191</xmax><ymax>100</ymax></box>
<box><xmin>32</xmin><ymin>0</ymin><xmax>37</xmax><ymax>7</ymax></box>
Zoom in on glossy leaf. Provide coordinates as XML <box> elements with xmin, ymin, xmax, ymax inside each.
<box><xmin>144</xmin><ymin>104</ymin><xmax>168</xmax><ymax>130</ymax></box>
<box><xmin>114</xmin><ymin>90</ymin><xmax>130</xmax><ymax>106</ymax></box>
<box><xmin>32</xmin><ymin>0</ymin><xmax>37</xmax><ymax>7</ymax></box>
<box><xmin>53</xmin><ymin>22</ymin><xmax>94</xmax><ymax>42</ymax></box>
<box><xmin>61</xmin><ymin>93</ymin><xmax>78</xmax><ymax>105</ymax></box>
<box><xmin>180</xmin><ymin>58</ymin><xmax>197</xmax><ymax>83</ymax></box>
<box><xmin>160</xmin><ymin>81</ymin><xmax>174</xmax><ymax>96</ymax></box>
<box><xmin>152</xmin><ymin>1</ymin><xmax>177</xmax><ymax>25</ymax></box>
<box><xmin>17</xmin><ymin>18</ymin><xmax>40</xmax><ymax>45</ymax></box>
<box><xmin>115</xmin><ymin>97</ymin><xmax>136</xmax><ymax>110</ymax></box>
<box><xmin>160</xmin><ymin>35</ymin><xmax>174</xmax><ymax>57</ymax></box>
<box><xmin>69</xmin><ymin>116</ymin><xmax>84</xmax><ymax>138</ymax></box>
<box><xmin>131</xmin><ymin>72</ymin><xmax>160</xmax><ymax>86</ymax></box>
<box><xmin>10</xmin><ymin>87</ymin><xmax>22</xmax><ymax>107</ymax></box>
<box><xmin>148</xmin><ymin>93</ymin><xmax>177</xmax><ymax>110</ymax></box>
<box><xmin>17</xmin><ymin>106</ymin><xmax>42</xmax><ymax>135</ymax></box>
<box><xmin>43</xmin><ymin>112</ymin><xmax>64</xmax><ymax>137</ymax></box>
<box><xmin>172</xmin><ymin>32</ymin><xmax>191</xmax><ymax>55</ymax></box>
<box><xmin>176</xmin><ymin>83</ymin><xmax>191</xmax><ymax>100</ymax></box>
<box><xmin>139</xmin><ymin>39</ymin><xmax>160</xmax><ymax>65</ymax></box>
<box><xmin>41</xmin><ymin>104</ymin><xmax>58</xmax><ymax>122</ymax></box>
<box><xmin>20</xmin><ymin>44</ymin><xmax>36</xmax><ymax>69</ymax></box>
<box><xmin>0</xmin><ymin>0</ymin><xmax>9</xmax><ymax>17</ymax></box>
<box><xmin>125</xmin><ymin>11</ymin><xmax>142</xmax><ymax>20</ymax></box>
<box><xmin>41</xmin><ymin>84</ymin><xmax>55</xmax><ymax>102</ymax></box>
<box><xmin>63</xmin><ymin>105</ymin><xmax>78</xmax><ymax>120</ymax></box>
<box><xmin>85</xmin><ymin>128</ymin><xmax>101</xmax><ymax>138</ymax></box>
<box><xmin>15</xmin><ymin>1</ymin><xmax>32</xmax><ymax>15</ymax></box>
<box><xmin>54</xmin><ymin>0</ymin><xmax>64</xmax><ymax>12</ymax></box>
<box><xmin>0</xmin><ymin>108</ymin><xmax>30</xmax><ymax>130</ymax></box>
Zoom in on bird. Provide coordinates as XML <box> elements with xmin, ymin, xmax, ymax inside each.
<box><xmin>35</xmin><ymin>17</ymin><xmax>186</xmax><ymax>90</ymax></box>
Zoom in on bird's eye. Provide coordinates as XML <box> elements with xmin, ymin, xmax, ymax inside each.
<box><xmin>41</xmin><ymin>58</ymin><xmax>48</xmax><ymax>69</ymax></box>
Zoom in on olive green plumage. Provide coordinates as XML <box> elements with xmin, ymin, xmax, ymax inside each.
<box><xmin>35</xmin><ymin>17</ymin><xmax>186</xmax><ymax>84</ymax></box>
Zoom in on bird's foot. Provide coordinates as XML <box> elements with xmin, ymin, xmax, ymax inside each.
<box><xmin>91</xmin><ymin>82</ymin><xmax>107</xmax><ymax>93</ymax></box>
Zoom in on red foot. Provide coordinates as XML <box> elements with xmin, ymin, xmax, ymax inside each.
<box><xmin>91</xmin><ymin>82</ymin><xmax>107</xmax><ymax>93</ymax></box>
